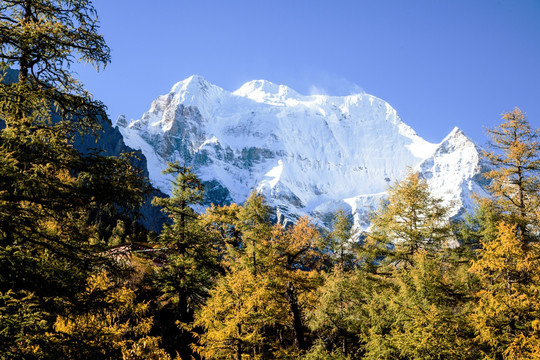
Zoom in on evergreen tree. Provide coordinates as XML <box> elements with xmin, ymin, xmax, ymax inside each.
<box><xmin>325</xmin><ymin>209</ymin><xmax>356</xmax><ymax>270</ymax></box>
<box><xmin>236</xmin><ymin>191</ymin><xmax>274</xmax><ymax>275</ymax></box>
<box><xmin>359</xmin><ymin>170</ymin><xmax>475</xmax><ymax>359</ymax></box>
<box><xmin>307</xmin><ymin>209</ymin><xmax>367</xmax><ymax>358</ymax></box>
<box><xmin>378</xmin><ymin>250</ymin><xmax>477</xmax><ymax>360</ymax></box>
<box><xmin>363</xmin><ymin>170</ymin><xmax>453</xmax><ymax>270</ymax></box>
<box><xmin>308</xmin><ymin>265</ymin><xmax>372</xmax><ymax>358</ymax></box>
<box><xmin>151</xmin><ymin>162</ymin><xmax>221</xmax><ymax>357</ymax></box>
<box><xmin>0</xmin><ymin>1</ymin><xmax>151</xmax><ymax>357</ymax></box>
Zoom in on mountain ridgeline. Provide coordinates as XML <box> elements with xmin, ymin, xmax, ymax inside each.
<box><xmin>117</xmin><ymin>75</ymin><xmax>487</xmax><ymax>230</ymax></box>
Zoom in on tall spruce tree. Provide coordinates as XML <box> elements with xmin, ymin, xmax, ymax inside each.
<box><xmin>151</xmin><ymin>162</ymin><xmax>220</xmax><ymax>357</ymax></box>
<box><xmin>307</xmin><ymin>210</ymin><xmax>366</xmax><ymax>358</ymax></box>
<box><xmin>0</xmin><ymin>1</ymin><xmax>151</xmax><ymax>358</ymax></box>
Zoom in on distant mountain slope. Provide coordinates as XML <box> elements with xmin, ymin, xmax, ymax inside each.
<box><xmin>2</xmin><ymin>68</ymin><xmax>165</xmax><ymax>232</ymax></box>
<box><xmin>117</xmin><ymin>75</ymin><xmax>487</xmax><ymax>230</ymax></box>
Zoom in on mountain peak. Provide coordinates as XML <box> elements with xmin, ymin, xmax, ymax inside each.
<box><xmin>171</xmin><ymin>75</ymin><xmax>211</xmax><ymax>93</ymax></box>
<box><xmin>447</xmin><ymin>126</ymin><xmax>465</xmax><ymax>137</ymax></box>
<box><xmin>439</xmin><ymin>126</ymin><xmax>478</xmax><ymax>149</ymax></box>
<box><xmin>119</xmin><ymin>76</ymin><xmax>485</xmax><ymax>231</ymax></box>
<box><xmin>234</xmin><ymin>79</ymin><xmax>300</xmax><ymax>101</ymax></box>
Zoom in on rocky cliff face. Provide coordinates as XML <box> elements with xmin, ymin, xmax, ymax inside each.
<box><xmin>117</xmin><ymin>75</ymin><xmax>487</xmax><ymax>230</ymax></box>
<box><xmin>1</xmin><ymin>68</ymin><xmax>166</xmax><ymax>232</ymax></box>
<box><xmin>76</xmin><ymin>118</ymin><xmax>167</xmax><ymax>233</ymax></box>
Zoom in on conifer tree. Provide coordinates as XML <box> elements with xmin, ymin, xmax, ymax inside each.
<box><xmin>470</xmin><ymin>222</ymin><xmax>540</xmax><ymax>359</ymax></box>
<box><xmin>325</xmin><ymin>209</ymin><xmax>356</xmax><ymax>270</ymax></box>
<box><xmin>467</xmin><ymin>109</ymin><xmax>540</xmax><ymax>358</ymax></box>
<box><xmin>364</xmin><ymin>170</ymin><xmax>453</xmax><ymax>269</ymax></box>
<box><xmin>236</xmin><ymin>191</ymin><xmax>273</xmax><ymax>275</ymax></box>
<box><xmin>194</xmin><ymin>195</ymin><xmax>323</xmax><ymax>359</ymax></box>
<box><xmin>265</xmin><ymin>217</ymin><xmax>322</xmax><ymax>352</ymax></box>
<box><xmin>307</xmin><ymin>209</ymin><xmax>367</xmax><ymax>357</ymax></box>
<box><xmin>308</xmin><ymin>264</ymin><xmax>372</xmax><ymax>358</ymax></box>
<box><xmin>193</xmin><ymin>194</ymin><xmax>276</xmax><ymax>359</ymax></box>
<box><xmin>483</xmin><ymin>107</ymin><xmax>540</xmax><ymax>241</ymax></box>
<box><xmin>151</xmin><ymin>162</ymin><xmax>220</xmax><ymax>357</ymax></box>
<box><xmin>359</xmin><ymin>170</ymin><xmax>476</xmax><ymax>359</ymax></box>
<box><xmin>194</xmin><ymin>267</ymin><xmax>271</xmax><ymax>360</ymax></box>
<box><xmin>0</xmin><ymin>1</ymin><xmax>150</xmax><ymax>357</ymax></box>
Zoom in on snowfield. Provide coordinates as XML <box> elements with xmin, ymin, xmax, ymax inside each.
<box><xmin>117</xmin><ymin>75</ymin><xmax>487</xmax><ymax>231</ymax></box>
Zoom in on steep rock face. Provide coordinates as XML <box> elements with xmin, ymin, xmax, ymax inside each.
<box><xmin>118</xmin><ymin>75</ymin><xmax>485</xmax><ymax>229</ymax></box>
<box><xmin>1</xmin><ymin>68</ymin><xmax>166</xmax><ymax>232</ymax></box>
<box><xmin>75</xmin><ymin>116</ymin><xmax>167</xmax><ymax>233</ymax></box>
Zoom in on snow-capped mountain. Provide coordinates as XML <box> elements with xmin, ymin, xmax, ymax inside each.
<box><xmin>117</xmin><ymin>75</ymin><xmax>487</xmax><ymax>230</ymax></box>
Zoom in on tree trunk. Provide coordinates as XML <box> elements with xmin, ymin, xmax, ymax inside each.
<box><xmin>236</xmin><ymin>323</ymin><xmax>242</xmax><ymax>360</ymax></box>
<box><xmin>285</xmin><ymin>281</ymin><xmax>306</xmax><ymax>350</ymax></box>
<box><xmin>19</xmin><ymin>0</ymin><xmax>33</xmax><ymax>83</ymax></box>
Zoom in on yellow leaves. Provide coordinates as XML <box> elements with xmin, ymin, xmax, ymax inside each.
<box><xmin>469</xmin><ymin>219</ymin><xmax>540</xmax><ymax>358</ymax></box>
<box><xmin>470</xmin><ymin>221</ymin><xmax>540</xmax><ymax>284</ymax></box>
<box><xmin>195</xmin><ymin>204</ymin><xmax>323</xmax><ymax>358</ymax></box>
<box><xmin>121</xmin><ymin>336</ymin><xmax>172</xmax><ymax>360</ymax></box>
<box><xmin>470</xmin><ymin>222</ymin><xmax>523</xmax><ymax>274</ymax></box>
<box><xmin>503</xmin><ymin>333</ymin><xmax>540</xmax><ymax>360</ymax></box>
<box><xmin>53</xmin><ymin>271</ymin><xmax>155</xmax><ymax>353</ymax></box>
<box><xmin>194</xmin><ymin>268</ymin><xmax>270</xmax><ymax>358</ymax></box>
<box><xmin>483</xmin><ymin>107</ymin><xmax>540</xmax><ymax>238</ymax></box>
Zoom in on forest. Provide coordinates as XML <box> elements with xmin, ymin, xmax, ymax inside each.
<box><xmin>1</xmin><ymin>1</ymin><xmax>539</xmax><ymax>359</ymax></box>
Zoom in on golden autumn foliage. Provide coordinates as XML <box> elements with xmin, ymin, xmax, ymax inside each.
<box><xmin>470</xmin><ymin>222</ymin><xmax>540</xmax><ymax>359</ymax></box>
<box><xmin>1</xmin><ymin>1</ymin><xmax>539</xmax><ymax>355</ymax></box>
<box><xmin>483</xmin><ymin>107</ymin><xmax>540</xmax><ymax>239</ymax></box>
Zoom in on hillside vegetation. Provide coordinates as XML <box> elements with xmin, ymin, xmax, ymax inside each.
<box><xmin>1</xmin><ymin>1</ymin><xmax>539</xmax><ymax>359</ymax></box>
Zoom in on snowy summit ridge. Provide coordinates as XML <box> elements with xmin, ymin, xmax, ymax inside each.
<box><xmin>117</xmin><ymin>75</ymin><xmax>486</xmax><ymax>230</ymax></box>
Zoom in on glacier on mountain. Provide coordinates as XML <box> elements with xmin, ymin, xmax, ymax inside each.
<box><xmin>117</xmin><ymin>75</ymin><xmax>486</xmax><ymax>230</ymax></box>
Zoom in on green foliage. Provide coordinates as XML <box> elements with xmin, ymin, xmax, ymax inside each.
<box><xmin>324</xmin><ymin>209</ymin><xmax>356</xmax><ymax>269</ymax></box>
<box><xmin>150</xmin><ymin>162</ymin><xmax>221</xmax><ymax>357</ymax></box>
<box><xmin>151</xmin><ymin>162</ymin><xmax>218</xmax><ymax>307</ymax></box>
<box><xmin>308</xmin><ymin>266</ymin><xmax>372</xmax><ymax>358</ymax></box>
<box><xmin>363</xmin><ymin>170</ymin><xmax>453</xmax><ymax>270</ymax></box>
<box><xmin>301</xmin><ymin>338</ymin><xmax>350</xmax><ymax>360</ymax></box>
<box><xmin>0</xmin><ymin>1</ymin><xmax>156</xmax><ymax>358</ymax></box>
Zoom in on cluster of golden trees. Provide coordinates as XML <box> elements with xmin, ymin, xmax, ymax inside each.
<box><xmin>1</xmin><ymin>1</ymin><xmax>539</xmax><ymax>359</ymax></box>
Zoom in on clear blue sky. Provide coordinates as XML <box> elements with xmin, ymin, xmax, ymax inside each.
<box><xmin>75</xmin><ymin>0</ymin><xmax>540</xmax><ymax>145</ymax></box>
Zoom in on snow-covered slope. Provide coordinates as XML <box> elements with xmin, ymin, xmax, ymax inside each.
<box><xmin>117</xmin><ymin>75</ymin><xmax>485</xmax><ymax>229</ymax></box>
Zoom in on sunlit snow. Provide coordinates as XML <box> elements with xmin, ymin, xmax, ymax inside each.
<box><xmin>116</xmin><ymin>75</ymin><xmax>486</xmax><ymax>230</ymax></box>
